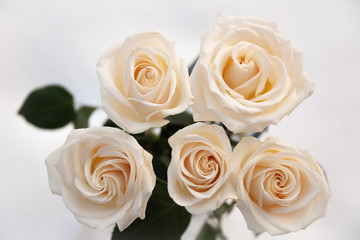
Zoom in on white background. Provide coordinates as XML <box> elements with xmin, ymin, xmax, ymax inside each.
<box><xmin>1</xmin><ymin>0</ymin><xmax>359</xmax><ymax>239</ymax></box>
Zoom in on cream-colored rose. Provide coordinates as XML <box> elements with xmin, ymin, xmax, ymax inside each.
<box><xmin>232</xmin><ymin>137</ymin><xmax>330</xmax><ymax>235</ymax></box>
<box><xmin>97</xmin><ymin>31</ymin><xmax>193</xmax><ymax>134</ymax></box>
<box><xmin>45</xmin><ymin>127</ymin><xmax>156</xmax><ymax>231</ymax></box>
<box><xmin>190</xmin><ymin>14</ymin><xmax>314</xmax><ymax>133</ymax></box>
<box><xmin>167</xmin><ymin>123</ymin><xmax>237</xmax><ymax>214</ymax></box>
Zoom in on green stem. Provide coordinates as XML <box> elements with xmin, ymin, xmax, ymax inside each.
<box><xmin>156</xmin><ymin>177</ymin><xmax>167</xmax><ymax>185</ymax></box>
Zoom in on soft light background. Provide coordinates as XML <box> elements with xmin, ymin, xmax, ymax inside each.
<box><xmin>1</xmin><ymin>0</ymin><xmax>359</xmax><ymax>239</ymax></box>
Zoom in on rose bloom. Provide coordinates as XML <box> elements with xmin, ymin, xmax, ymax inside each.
<box><xmin>232</xmin><ymin>137</ymin><xmax>330</xmax><ymax>235</ymax></box>
<box><xmin>167</xmin><ymin>123</ymin><xmax>237</xmax><ymax>214</ymax></box>
<box><xmin>97</xmin><ymin>31</ymin><xmax>193</xmax><ymax>134</ymax></box>
<box><xmin>190</xmin><ymin>14</ymin><xmax>314</xmax><ymax>133</ymax></box>
<box><xmin>45</xmin><ymin>127</ymin><xmax>156</xmax><ymax>231</ymax></box>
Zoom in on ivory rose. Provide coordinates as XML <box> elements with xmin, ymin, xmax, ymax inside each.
<box><xmin>45</xmin><ymin>127</ymin><xmax>156</xmax><ymax>231</ymax></box>
<box><xmin>167</xmin><ymin>123</ymin><xmax>237</xmax><ymax>214</ymax></box>
<box><xmin>232</xmin><ymin>137</ymin><xmax>330</xmax><ymax>235</ymax></box>
<box><xmin>97</xmin><ymin>31</ymin><xmax>193</xmax><ymax>134</ymax></box>
<box><xmin>190</xmin><ymin>14</ymin><xmax>314</xmax><ymax>133</ymax></box>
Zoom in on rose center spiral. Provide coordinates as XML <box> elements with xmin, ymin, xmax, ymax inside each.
<box><xmin>85</xmin><ymin>149</ymin><xmax>132</xmax><ymax>203</ymax></box>
<box><xmin>223</xmin><ymin>55</ymin><xmax>259</xmax><ymax>99</ymax></box>
<box><xmin>145</xmin><ymin>67</ymin><xmax>156</xmax><ymax>80</ymax></box>
<box><xmin>182</xmin><ymin>149</ymin><xmax>222</xmax><ymax>192</ymax></box>
<box><xmin>134</xmin><ymin>64</ymin><xmax>160</xmax><ymax>87</ymax></box>
<box><xmin>247</xmin><ymin>162</ymin><xmax>300</xmax><ymax>208</ymax></box>
<box><xmin>265</xmin><ymin>171</ymin><xmax>289</xmax><ymax>199</ymax></box>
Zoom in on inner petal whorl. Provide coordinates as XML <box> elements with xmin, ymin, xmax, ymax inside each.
<box><xmin>198</xmin><ymin>155</ymin><xmax>218</xmax><ymax>176</ymax></box>
<box><xmin>134</xmin><ymin>63</ymin><xmax>161</xmax><ymax>87</ymax></box>
<box><xmin>262</xmin><ymin>166</ymin><xmax>298</xmax><ymax>205</ymax></box>
<box><xmin>223</xmin><ymin>56</ymin><xmax>259</xmax><ymax>98</ymax></box>
<box><xmin>264</xmin><ymin>170</ymin><xmax>289</xmax><ymax>199</ymax></box>
<box><xmin>132</xmin><ymin>49</ymin><xmax>169</xmax><ymax>89</ymax></box>
<box><xmin>145</xmin><ymin>67</ymin><xmax>156</xmax><ymax>80</ymax></box>
<box><xmin>246</xmin><ymin>159</ymin><xmax>302</xmax><ymax>208</ymax></box>
<box><xmin>181</xmin><ymin>149</ymin><xmax>222</xmax><ymax>192</ymax></box>
<box><xmin>87</xmin><ymin>149</ymin><xmax>132</xmax><ymax>202</ymax></box>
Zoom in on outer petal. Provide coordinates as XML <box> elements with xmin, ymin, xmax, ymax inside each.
<box><xmin>45</xmin><ymin>146</ymin><xmax>64</xmax><ymax>196</ymax></box>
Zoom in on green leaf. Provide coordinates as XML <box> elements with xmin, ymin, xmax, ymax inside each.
<box><xmin>249</xmin><ymin>126</ymin><xmax>269</xmax><ymax>139</ymax></box>
<box><xmin>151</xmin><ymin>151</ymin><xmax>169</xmax><ymax>182</ymax></box>
<box><xmin>74</xmin><ymin>106</ymin><xmax>96</xmax><ymax>129</ymax></box>
<box><xmin>188</xmin><ymin>57</ymin><xmax>198</xmax><ymax>75</ymax></box>
<box><xmin>159</xmin><ymin>123</ymin><xmax>187</xmax><ymax>146</ymax></box>
<box><xmin>146</xmin><ymin>136</ymin><xmax>171</xmax><ymax>181</ymax></box>
<box><xmin>165</xmin><ymin>111</ymin><xmax>194</xmax><ymax>127</ymax></box>
<box><xmin>196</xmin><ymin>222</ymin><xmax>216</xmax><ymax>240</ymax></box>
<box><xmin>103</xmin><ymin>118</ymin><xmax>120</xmax><ymax>128</ymax></box>
<box><xmin>112</xmin><ymin>181</ymin><xmax>191</xmax><ymax>240</ymax></box>
<box><xmin>213</xmin><ymin>201</ymin><xmax>235</xmax><ymax>220</ymax></box>
<box><xmin>18</xmin><ymin>85</ymin><xmax>75</xmax><ymax>129</ymax></box>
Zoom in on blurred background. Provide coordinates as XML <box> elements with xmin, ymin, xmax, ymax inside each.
<box><xmin>1</xmin><ymin>0</ymin><xmax>359</xmax><ymax>239</ymax></box>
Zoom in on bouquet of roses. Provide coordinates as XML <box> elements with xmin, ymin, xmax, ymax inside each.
<box><xmin>19</xmin><ymin>14</ymin><xmax>330</xmax><ymax>239</ymax></box>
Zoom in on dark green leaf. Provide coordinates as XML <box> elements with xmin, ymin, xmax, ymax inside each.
<box><xmin>188</xmin><ymin>57</ymin><xmax>198</xmax><ymax>75</ymax></box>
<box><xmin>112</xmin><ymin>181</ymin><xmax>191</xmax><ymax>240</ymax></box>
<box><xmin>103</xmin><ymin>118</ymin><xmax>120</xmax><ymax>128</ymax></box>
<box><xmin>74</xmin><ymin>106</ymin><xmax>96</xmax><ymax>129</ymax></box>
<box><xmin>165</xmin><ymin>111</ymin><xmax>194</xmax><ymax>127</ymax></box>
<box><xmin>133</xmin><ymin>132</ymin><xmax>147</xmax><ymax>145</ymax></box>
<box><xmin>249</xmin><ymin>126</ymin><xmax>269</xmax><ymax>139</ymax></box>
<box><xmin>151</xmin><ymin>151</ymin><xmax>169</xmax><ymax>182</ymax></box>
<box><xmin>196</xmin><ymin>222</ymin><xmax>216</xmax><ymax>240</ymax></box>
<box><xmin>213</xmin><ymin>201</ymin><xmax>235</xmax><ymax>220</ymax></box>
<box><xmin>145</xmin><ymin>134</ymin><xmax>171</xmax><ymax>181</ymax></box>
<box><xmin>160</xmin><ymin>124</ymin><xmax>184</xmax><ymax>141</ymax></box>
<box><xmin>18</xmin><ymin>85</ymin><xmax>75</xmax><ymax>129</ymax></box>
<box><xmin>158</xmin><ymin>147</ymin><xmax>171</xmax><ymax>167</ymax></box>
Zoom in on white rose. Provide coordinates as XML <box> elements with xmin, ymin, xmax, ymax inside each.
<box><xmin>232</xmin><ymin>137</ymin><xmax>330</xmax><ymax>235</ymax></box>
<box><xmin>167</xmin><ymin>123</ymin><xmax>237</xmax><ymax>214</ymax></box>
<box><xmin>190</xmin><ymin>14</ymin><xmax>314</xmax><ymax>133</ymax></box>
<box><xmin>45</xmin><ymin>127</ymin><xmax>156</xmax><ymax>231</ymax></box>
<box><xmin>97</xmin><ymin>31</ymin><xmax>193</xmax><ymax>134</ymax></box>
